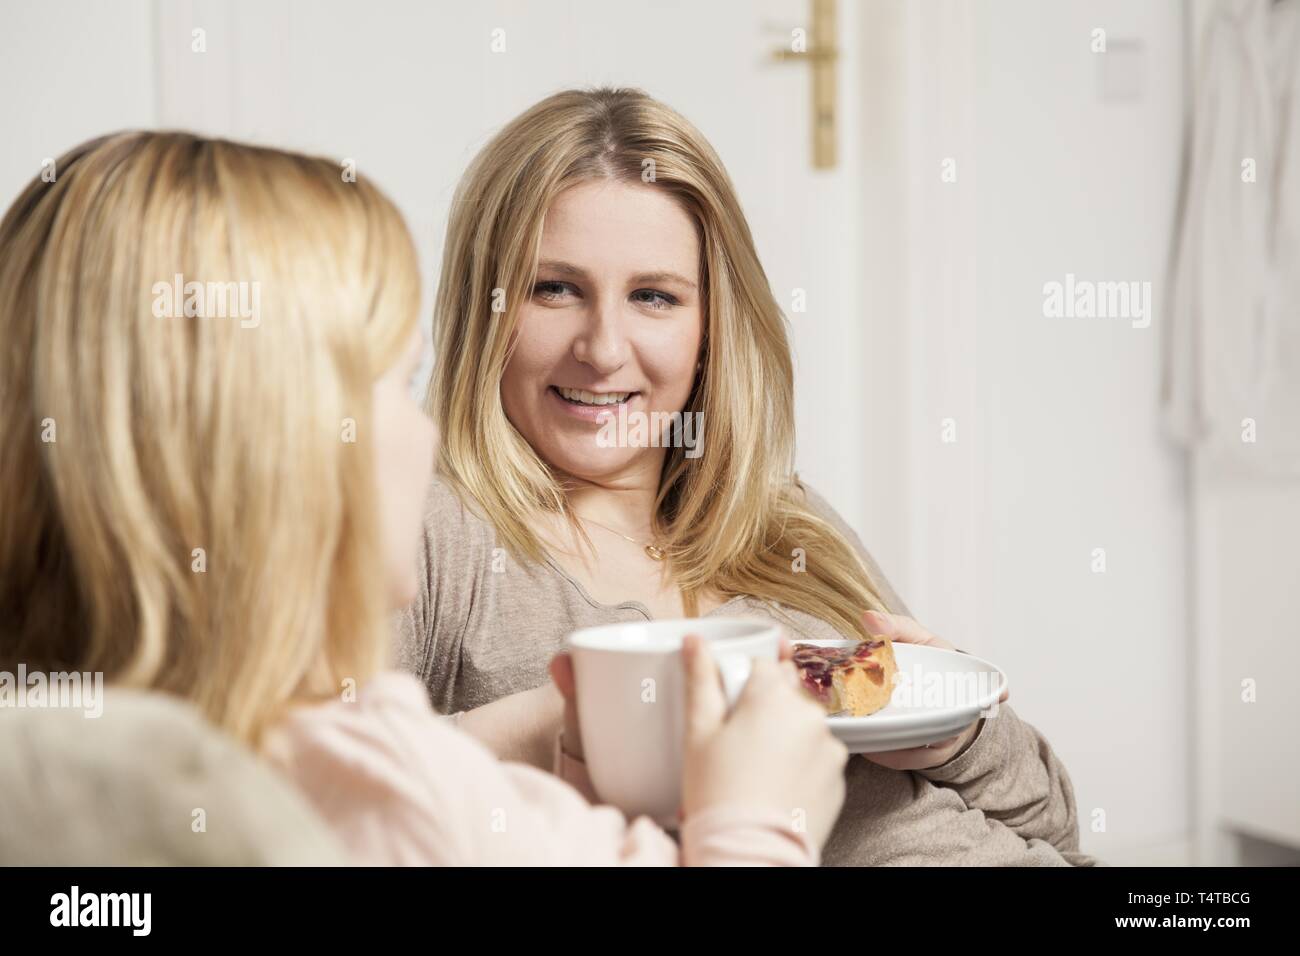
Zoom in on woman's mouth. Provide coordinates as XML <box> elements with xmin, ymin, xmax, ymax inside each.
<box><xmin>553</xmin><ymin>386</ymin><xmax>635</xmax><ymax>406</ymax></box>
<box><xmin>548</xmin><ymin>385</ymin><xmax>639</xmax><ymax>422</ymax></box>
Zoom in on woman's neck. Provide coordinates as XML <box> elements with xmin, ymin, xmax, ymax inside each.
<box><xmin>557</xmin><ymin>458</ymin><xmax>662</xmax><ymax>536</ymax></box>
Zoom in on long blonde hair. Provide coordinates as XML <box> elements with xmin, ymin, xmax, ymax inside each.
<box><xmin>431</xmin><ymin>88</ymin><xmax>891</xmax><ymax>637</ymax></box>
<box><xmin>0</xmin><ymin>132</ymin><xmax>420</xmax><ymax>744</ymax></box>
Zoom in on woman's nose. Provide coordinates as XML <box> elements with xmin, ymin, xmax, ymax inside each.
<box><xmin>571</xmin><ymin>300</ymin><xmax>629</xmax><ymax>374</ymax></box>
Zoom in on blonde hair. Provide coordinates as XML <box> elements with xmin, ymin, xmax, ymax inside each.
<box><xmin>0</xmin><ymin>131</ymin><xmax>420</xmax><ymax>744</ymax></box>
<box><xmin>432</xmin><ymin>88</ymin><xmax>891</xmax><ymax>637</ymax></box>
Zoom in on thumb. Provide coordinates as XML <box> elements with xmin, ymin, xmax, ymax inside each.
<box><xmin>864</xmin><ymin>609</ymin><xmax>928</xmax><ymax>643</ymax></box>
<box><xmin>682</xmin><ymin>634</ymin><xmax>727</xmax><ymax>742</ymax></box>
<box><xmin>549</xmin><ymin>652</ymin><xmax>576</xmax><ymax>701</ymax></box>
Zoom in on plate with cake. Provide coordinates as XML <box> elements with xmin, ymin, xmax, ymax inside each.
<box><xmin>792</xmin><ymin>638</ymin><xmax>1007</xmax><ymax>753</ymax></box>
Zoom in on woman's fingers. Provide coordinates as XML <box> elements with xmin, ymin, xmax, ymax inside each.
<box><xmin>863</xmin><ymin>735</ymin><xmax>960</xmax><ymax>771</ymax></box>
<box><xmin>862</xmin><ymin>609</ymin><xmax>930</xmax><ymax>641</ymax></box>
<box><xmin>682</xmin><ymin>634</ymin><xmax>727</xmax><ymax>740</ymax></box>
<box><xmin>776</xmin><ymin>634</ymin><xmax>794</xmax><ymax>662</ymax></box>
<box><xmin>548</xmin><ymin>652</ymin><xmax>576</xmax><ymax>700</ymax></box>
<box><xmin>548</xmin><ymin>653</ymin><xmax>584</xmax><ymax>760</ymax></box>
<box><xmin>863</xmin><ymin>609</ymin><xmax>956</xmax><ymax>651</ymax></box>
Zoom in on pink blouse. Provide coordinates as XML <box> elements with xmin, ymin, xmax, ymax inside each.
<box><xmin>261</xmin><ymin>671</ymin><xmax>817</xmax><ymax>866</ymax></box>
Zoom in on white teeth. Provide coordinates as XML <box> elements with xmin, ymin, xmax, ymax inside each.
<box><xmin>557</xmin><ymin>387</ymin><xmax>631</xmax><ymax>406</ymax></box>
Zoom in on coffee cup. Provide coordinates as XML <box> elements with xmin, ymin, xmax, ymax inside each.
<box><xmin>565</xmin><ymin>617</ymin><xmax>781</xmax><ymax>824</ymax></box>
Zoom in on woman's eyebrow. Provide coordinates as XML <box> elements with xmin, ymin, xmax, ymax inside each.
<box><xmin>536</xmin><ymin>259</ymin><xmax>589</xmax><ymax>279</ymax></box>
<box><xmin>535</xmin><ymin>259</ymin><xmax>697</xmax><ymax>291</ymax></box>
<box><xmin>631</xmin><ymin>270</ymin><xmax>697</xmax><ymax>291</ymax></box>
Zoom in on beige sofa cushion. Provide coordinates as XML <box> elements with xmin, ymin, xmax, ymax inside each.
<box><xmin>0</xmin><ymin>687</ymin><xmax>349</xmax><ymax>865</ymax></box>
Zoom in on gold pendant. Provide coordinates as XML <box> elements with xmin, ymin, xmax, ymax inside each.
<box><xmin>644</xmin><ymin>544</ymin><xmax>666</xmax><ymax>561</ymax></box>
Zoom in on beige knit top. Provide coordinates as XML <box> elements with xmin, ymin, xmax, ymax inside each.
<box><xmin>395</xmin><ymin>477</ymin><xmax>1098</xmax><ymax>866</ymax></box>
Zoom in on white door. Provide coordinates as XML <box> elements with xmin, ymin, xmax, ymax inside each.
<box><xmin>147</xmin><ymin>0</ymin><xmax>879</xmax><ymax>543</ymax></box>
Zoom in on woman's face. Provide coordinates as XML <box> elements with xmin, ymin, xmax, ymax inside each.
<box><xmin>373</xmin><ymin>329</ymin><xmax>437</xmax><ymax>607</ymax></box>
<box><xmin>500</xmin><ymin>179</ymin><xmax>704</xmax><ymax>484</ymax></box>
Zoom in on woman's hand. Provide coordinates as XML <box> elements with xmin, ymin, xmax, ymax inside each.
<box><xmin>858</xmin><ymin>610</ymin><xmax>1009</xmax><ymax>772</ymax></box>
<box><xmin>551</xmin><ymin>636</ymin><xmax>849</xmax><ymax>848</ymax></box>
<box><xmin>548</xmin><ymin>652</ymin><xmax>583</xmax><ymax>761</ymax></box>
<box><xmin>679</xmin><ymin>634</ymin><xmax>848</xmax><ymax>847</ymax></box>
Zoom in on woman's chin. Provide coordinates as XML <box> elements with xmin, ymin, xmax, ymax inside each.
<box><xmin>540</xmin><ymin>445</ymin><xmax>653</xmax><ymax>483</ymax></box>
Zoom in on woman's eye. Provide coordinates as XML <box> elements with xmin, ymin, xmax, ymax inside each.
<box><xmin>630</xmin><ymin>289</ymin><xmax>677</xmax><ymax>310</ymax></box>
<box><xmin>533</xmin><ymin>281</ymin><xmax>574</xmax><ymax>301</ymax></box>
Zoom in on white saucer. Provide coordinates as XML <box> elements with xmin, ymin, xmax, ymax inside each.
<box><xmin>801</xmin><ymin>640</ymin><xmax>1008</xmax><ymax>753</ymax></box>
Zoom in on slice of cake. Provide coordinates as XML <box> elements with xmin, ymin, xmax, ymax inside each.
<box><xmin>792</xmin><ymin>639</ymin><xmax>897</xmax><ymax>717</ymax></box>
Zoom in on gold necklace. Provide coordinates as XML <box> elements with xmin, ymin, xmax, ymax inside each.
<box><xmin>574</xmin><ymin>513</ymin><xmax>666</xmax><ymax>561</ymax></box>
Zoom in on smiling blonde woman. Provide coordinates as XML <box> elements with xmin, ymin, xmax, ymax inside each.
<box><xmin>402</xmin><ymin>88</ymin><xmax>1097</xmax><ymax>866</ymax></box>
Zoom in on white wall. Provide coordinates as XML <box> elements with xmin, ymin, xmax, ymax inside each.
<box><xmin>973</xmin><ymin>0</ymin><xmax>1189</xmax><ymax>863</ymax></box>
<box><xmin>1199</xmin><ymin>467</ymin><xmax>1300</xmax><ymax>858</ymax></box>
<box><xmin>1185</xmin><ymin>0</ymin><xmax>1300</xmax><ymax>865</ymax></box>
<box><xmin>0</xmin><ymin>0</ymin><xmax>155</xmax><ymax>203</ymax></box>
<box><xmin>861</xmin><ymin>0</ymin><xmax>1191</xmax><ymax>862</ymax></box>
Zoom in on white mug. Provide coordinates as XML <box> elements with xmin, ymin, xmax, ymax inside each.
<box><xmin>565</xmin><ymin>617</ymin><xmax>781</xmax><ymax>825</ymax></box>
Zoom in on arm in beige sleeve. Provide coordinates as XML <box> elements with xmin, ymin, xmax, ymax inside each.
<box><xmin>796</xmin><ymin>482</ymin><xmax>1097</xmax><ymax>864</ymax></box>
<box><xmin>918</xmin><ymin>702</ymin><xmax>1096</xmax><ymax>863</ymax></box>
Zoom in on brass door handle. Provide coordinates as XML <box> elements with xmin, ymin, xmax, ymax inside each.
<box><xmin>770</xmin><ymin>49</ymin><xmax>838</xmax><ymax>63</ymax></box>
<box><xmin>767</xmin><ymin>0</ymin><xmax>838</xmax><ymax>169</ymax></box>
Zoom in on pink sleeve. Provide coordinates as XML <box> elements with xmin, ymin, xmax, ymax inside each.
<box><xmin>549</xmin><ymin>732</ymin><xmax>818</xmax><ymax>866</ymax></box>
<box><xmin>263</xmin><ymin>672</ymin><xmax>816</xmax><ymax>867</ymax></box>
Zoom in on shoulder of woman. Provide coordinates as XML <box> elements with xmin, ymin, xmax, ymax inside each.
<box><xmin>419</xmin><ymin>472</ymin><xmax>496</xmax><ymax>559</ymax></box>
<box><xmin>261</xmin><ymin>673</ymin><xmax>488</xmax><ymax>863</ymax></box>
<box><xmin>789</xmin><ymin>477</ymin><xmax>848</xmax><ymax>529</ymax></box>
<box><xmin>393</xmin><ymin>475</ymin><xmax>498</xmax><ymax>687</ymax></box>
<box><xmin>787</xmin><ymin>477</ymin><xmax>912</xmax><ymax>617</ymax></box>
<box><xmin>422</xmin><ymin>471</ymin><xmax>480</xmax><ymax>529</ymax></box>
<box><xmin>264</xmin><ymin>672</ymin><xmax>471</xmax><ymax>781</ymax></box>
<box><xmin>267</xmin><ymin>672</ymin><xmax>431</xmax><ymax>742</ymax></box>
